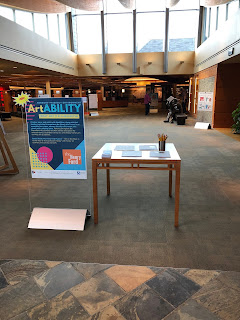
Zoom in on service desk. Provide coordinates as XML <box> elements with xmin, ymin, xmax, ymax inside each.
<box><xmin>92</xmin><ymin>143</ymin><xmax>181</xmax><ymax>227</ymax></box>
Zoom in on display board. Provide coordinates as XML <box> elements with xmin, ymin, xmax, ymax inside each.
<box><xmin>88</xmin><ymin>94</ymin><xmax>98</xmax><ymax>109</ymax></box>
<box><xmin>26</xmin><ymin>97</ymin><xmax>87</xmax><ymax>179</ymax></box>
<box><xmin>198</xmin><ymin>92</ymin><xmax>213</xmax><ymax>111</ymax></box>
<box><xmin>150</xmin><ymin>93</ymin><xmax>159</xmax><ymax>107</ymax></box>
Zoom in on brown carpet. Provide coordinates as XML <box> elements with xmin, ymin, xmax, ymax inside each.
<box><xmin>0</xmin><ymin>104</ymin><xmax>239</xmax><ymax>271</ymax></box>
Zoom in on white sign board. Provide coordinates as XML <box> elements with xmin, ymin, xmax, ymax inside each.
<box><xmin>194</xmin><ymin>122</ymin><xmax>211</xmax><ymax>129</ymax></box>
<box><xmin>198</xmin><ymin>92</ymin><xmax>213</xmax><ymax>111</ymax></box>
<box><xmin>88</xmin><ymin>94</ymin><xmax>98</xmax><ymax>110</ymax></box>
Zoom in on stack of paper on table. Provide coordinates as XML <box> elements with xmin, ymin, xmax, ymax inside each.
<box><xmin>139</xmin><ymin>145</ymin><xmax>157</xmax><ymax>151</ymax></box>
<box><xmin>122</xmin><ymin>151</ymin><xmax>142</xmax><ymax>157</ymax></box>
<box><xmin>150</xmin><ymin>151</ymin><xmax>170</xmax><ymax>158</ymax></box>
<box><xmin>102</xmin><ymin>150</ymin><xmax>112</xmax><ymax>158</ymax></box>
<box><xmin>115</xmin><ymin>145</ymin><xmax>135</xmax><ymax>151</ymax></box>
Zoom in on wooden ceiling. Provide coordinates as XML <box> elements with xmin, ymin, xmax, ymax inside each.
<box><xmin>200</xmin><ymin>0</ymin><xmax>231</xmax><ymax>6</ymax></box>
<box><xmin>0</xmin><ymin>0</ymin><xmax>233</xmax><ymax>15</ymax></box>
<box><xmin>0</xmin><ymin>0</ymin><xmax>137</xmax><ymax>13</ymax></box>
<box><xmin>0</xmin><ymin>0</ymin><xmax>69</xmax><ymax>13</ymax></box>
<box><xmin>0</xmin><ymin>58</ymin><xmax>189</xmax><ymax>90</ymax></box>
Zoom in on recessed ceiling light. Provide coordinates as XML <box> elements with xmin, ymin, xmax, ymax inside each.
<box><xmin>13</xmin><ymin>66</ymin><xmax>18</xmax><ymax>69</ymax></box>
<box><xmin>0</xmin><ymin>70</ymin><xmax>4</xmax><ymax>72</ymax></box>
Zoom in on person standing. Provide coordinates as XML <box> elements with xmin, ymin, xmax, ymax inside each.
<box><xmin>144</xmin><ymin>89</ymin><xmax>151</xmax><ymax>115</ymax></box>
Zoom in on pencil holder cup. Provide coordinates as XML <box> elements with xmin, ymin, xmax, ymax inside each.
<box><xmin>159</xmin><ymin>141</ymin><xmax>166</xmax><ymax>151</ymax></box>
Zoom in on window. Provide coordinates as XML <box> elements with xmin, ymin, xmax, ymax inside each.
<box><xmin>48</xmin><ymin>14</ymin><xmax>59</xmax><ymax>44</ymax></box>
<box><xmin>228</xmin><ymin>0</ymin><xmax>239</xmax><ymax>19</ymax></box>
<box><xmin>169</xmin><ymin>10</ymin><xmax>198</xmax><ymax>51</ymax></box>
<box><xmin>210</xmin><ymin>6</ymin><xmax>217</xmax><ymax>35</ymax></box>
<box><xmin>104</xmin><ymin>0</ymin><xmax>132</xmax><ymax>13</ymax></box>
<box><xmin>217</xmin><ymin>4</ymin><xmax>226</xmax><ymax>29</ymax></box>
<box><xmin>105</xmin><ymin>13</ymin><xmax>133</xmax><ymax>53</ymax></box>
<box><xmin>0</xmin><ymin>5</ymin><xmax>14</xmax><ymax>21</ymax></box>
<box><xmin>137</xmin><ymin>12</ymin><xmax>165</xmax><ymax>52</ymax></box>
<box><xmin>15</xmin><ymin>10</ymin><xmax>33</xmax><ymax>31</ymax></box>
<box><xmin>205</xmin><ymin>7</ymin><xmax>211</xmax><ymax>39</ymax></box>
<box><xmin>75</xmin><ymin>9</ymin><xmax>101</xmax><ymax>15</ymax></box>
<box><xmin>136</xmin><ymin>0</ymin><xmax>165</xmax><ymax>12</ymax></box>
<box><xmin>59</xmin><ymin>13</ymin><xmax>67</xmax><ymax>49</ymax></box>
<box><xmin>34</xmin><ymin>13</ymin><xmax>48</xmax><ymax>39</ymax></box>
<box><xmin>75</xmin><ymin>14</ymin><xmax>102</xmax><ymax>54</ymax></box>
<box><xmin>169</xmin><ymin>0</ymin><xmax>199</xmax><ymax>10</ymax></box>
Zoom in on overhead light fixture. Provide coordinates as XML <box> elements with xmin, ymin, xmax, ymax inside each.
<box><xmin>0</xmin><ymin>70</ymin><xmax>4</xmax><ymax>72</ymax></box>
<box><xmin>88</xmin><ymin>89</ymin><xmax>91</xmax><ymax>93</ymax></box>
<box><xmin>13</xmin><ymin>66</ymin><xmax>17</xmax><ymax>69</ymax></box>
<box><xmin>122</xmin><ymin>89</ymin><xmax>125</xmax><ymax>93</ymax></box>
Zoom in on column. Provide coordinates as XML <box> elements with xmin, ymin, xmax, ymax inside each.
<box><xmin>78</xmin><ymin>80</ymin><xmax>83</xmax><ymax>97</ymax></box>
<box><xmin>46</xmin><ymin>81</ymin><xmax>51</xmax><ymax>96</ymax></box>
<box><xmin>101</xmin><ymin>86</ymin><xmax>105</xmax><ymax>99</ymax></box>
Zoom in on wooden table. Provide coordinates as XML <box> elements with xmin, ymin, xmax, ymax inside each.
<box><xmin>92</xmin><ymin>143</ymin><xmax>181</xmax><ymax>227</ymax></box>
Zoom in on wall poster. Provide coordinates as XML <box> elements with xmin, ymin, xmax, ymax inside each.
<box><xmin>26</xmin><ymin>97</ymin><xmax>87</xmax><ymax>179</ymax></box>
<box><xmin>198</xmin><ymin>92</ymin><xmax>213</xmax><ymax>111</ymax></box>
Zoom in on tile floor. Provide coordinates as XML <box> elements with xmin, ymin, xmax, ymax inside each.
<box><xmin>0</xmin><ymin>259</ymin><xmax>239</xmax><ymax>320</ymax></box>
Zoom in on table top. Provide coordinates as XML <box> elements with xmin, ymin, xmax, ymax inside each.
<box><xmin>92</xmin><ymin>143</ymin><xmax>181</xmax><ymax>162</ymax></box>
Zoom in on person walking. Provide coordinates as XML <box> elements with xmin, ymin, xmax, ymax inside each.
<box><xmin>144</xmin><ymin>89</ymin><xmax>151</xmax><ymax>115</ymax></box>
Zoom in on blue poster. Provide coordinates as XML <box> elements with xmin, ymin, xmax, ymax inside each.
<box><xmin>26</xmin><ymin>98</ymin><xmax>87</xmax><ymax>179</ymax></box>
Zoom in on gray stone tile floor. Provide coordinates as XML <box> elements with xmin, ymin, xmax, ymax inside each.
<box><xmin>0</xmin><ymin>259</ymin><xmax>239</xmax><ymax>319</ymax></box>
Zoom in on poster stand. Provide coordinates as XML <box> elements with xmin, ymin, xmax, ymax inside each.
<box><xmin>0</xmin><ymin>126</ymin><xmax>19</xmax><ymax>175</ymax></box>
<box><xmin>21</xmin><ymin>97</ymin><xmax>89</xmax><ymax>231</ymax></box>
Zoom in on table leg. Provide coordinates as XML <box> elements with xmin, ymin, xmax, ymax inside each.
<box><xmin>169</xmin><ymin>164</ymin><xmax>172</xmax><ymax>197</ymax></box>
<box><xmin>92</xmin><ymin>160</ymin><xmax>98</xmax><ymax>224</ymax></box>
<box><xmin>106</xmin><ymin>163</ymin><xmax>110</xmax><ymax>195</ymax></box>
<box><xmin>175</xmin><ymin>162</ymin><xmax>181</xmax><ymax>227</ymax></box>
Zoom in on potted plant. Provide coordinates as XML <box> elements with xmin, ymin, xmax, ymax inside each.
<box><xmin>232</xmin><ymin>103</ymin><xmax>240</xmax><ymax>134</ymax></box>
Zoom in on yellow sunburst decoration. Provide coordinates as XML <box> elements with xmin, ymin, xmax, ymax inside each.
<box><xmin>13</xmin><ymin>92</ymin><xmax>31</xmax><ymax>107</ymax></box>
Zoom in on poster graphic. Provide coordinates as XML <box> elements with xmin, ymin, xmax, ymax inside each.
<box><xmin>198</xmin><ymin>92</ymin><xmax>213</xmax><ymax>111</ymax></box>
<box><xmin>150</xmin><ymin>93</ymin><xmax>159</xmax><ymax>107</ymax></box>
<box><xmin>26</xmin><ymin>98</ymin><xmax>86</xmax><ymax>179</ymax></box>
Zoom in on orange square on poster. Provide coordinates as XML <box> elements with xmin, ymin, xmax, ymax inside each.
<box><xmin>63</xmin><ymin>150</ymin><xmax>82</xmax><ymax>165</ymax></box>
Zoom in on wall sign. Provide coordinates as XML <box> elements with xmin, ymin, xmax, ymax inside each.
<box><xmin>26</xmin><ymin>98</ymin><xmax>86</xmax><ymax>179</ymax></box>
<box><xmin>198</xmin><ymin>92</ymin><xmax>213</xmax><ymax>111</ymax></box>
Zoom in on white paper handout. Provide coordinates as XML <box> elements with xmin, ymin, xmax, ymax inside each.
<box><xmin>115</xmin><ymin>145</ymin><xmax>135</xmax><ymax>151</ymax></box>
<box><xmin>122</xmin><ymin>151</ymin><xmax>142</xmax><ymax>157</ymax></box>
<box><xmin>139</xmin><ymin>145</ymin><xmax>157</xmax><ymax>151</ymax></box>
<box><xmin>150</xmin><ymin>151</ymin><xmax>170</xmax><ymax>158</ymax></box>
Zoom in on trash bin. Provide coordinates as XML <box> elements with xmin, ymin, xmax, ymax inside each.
<box><xmin>176</xmin><ymin>114</ymin><xmax>187</xmax><ymax>125</ymax></box>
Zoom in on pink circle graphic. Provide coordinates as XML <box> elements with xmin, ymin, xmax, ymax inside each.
<box><xmin>37</xmin><ymin>147</ymin><xmax>53</xmax><ymax>163</ymax></box>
